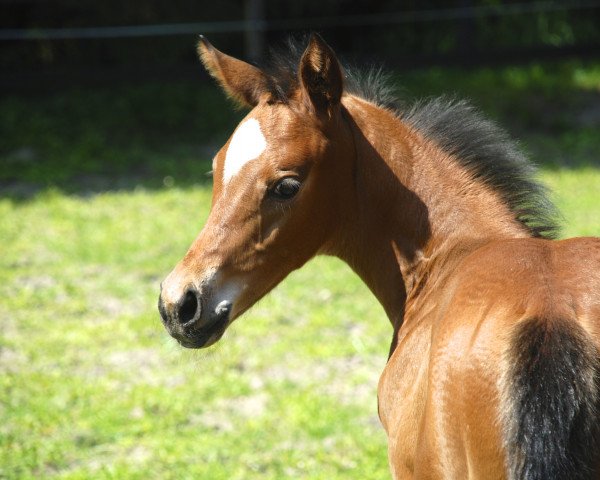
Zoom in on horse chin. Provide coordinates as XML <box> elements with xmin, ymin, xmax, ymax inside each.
<box><xmin>176</xmin><ymin>310</ymin><xmax>231</xmax><ymax>349</ymax></box>
<box><xmin>177</xmin><ymin>331</ymin><xmax>224</xmax><ymax>349</ymax></box>
<box><xmin>177</xmin><ymin>325</ymin><xmax>227</xmax><ymax>349</ymax></box>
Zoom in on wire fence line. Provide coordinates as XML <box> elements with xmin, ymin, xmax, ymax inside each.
<box><xmin>1</xmin><ymin>1</ymin><xmax>599</xmax><ymax>41</ymax></box>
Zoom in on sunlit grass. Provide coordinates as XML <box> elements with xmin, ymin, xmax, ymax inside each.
<box><xmin>0</xmin><ymin>184</ymin><xmax>391</xmax><ymax>480</ymax></box>
<box><xmin>541</xmin><ymin>167</ymin><xmax>600</xmax><ymax>237</ymax></box>
<box><xmin>1</xmin><ymin>164</ymin><xmax>598</xmax><ymax>479</ymax></box>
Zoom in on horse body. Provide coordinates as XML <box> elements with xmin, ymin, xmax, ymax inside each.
<box><xmin>158</xmin><ymin>34</ymin><xmax>600</xmax><ymax>479</ymax></box>
<box><xmin>337</xmin><ymin>95</ymin><xmax>600</xmax><ymax>478</ymax></box>
<box><xmin>379</xmin><ymin>237</ymin><xmax>600</xmax><ymax>478</ymax></box>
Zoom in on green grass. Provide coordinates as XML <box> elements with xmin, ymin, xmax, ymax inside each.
<box><xmin>1</xmin><ymin>60</ymin><xmax>599</xmax><ymax>479</ymax></box>
<box><xmin>0</xmin><ymin>187</ymin><xmax>390</xmax><ymax>479</ymax></box>
<box><xmin>2</xmin><ymin>171</ymin><xmax>598</xmax><ymax>480</ymax></box>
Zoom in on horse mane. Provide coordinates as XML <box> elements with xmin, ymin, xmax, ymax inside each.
<box><xmin>261</xmin><ymin>37</ymin><xmax>560</xmax><ymax>239</ymax></box>
<box><xmin>401</xmin><ymin>98</ymin><xmax>559</xmax><ymax>239</ymax></box>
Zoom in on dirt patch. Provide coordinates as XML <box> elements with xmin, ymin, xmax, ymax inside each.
<box><xmin>263</xmin><ymin>354</ymin><xmax>382</xmax><ymax>406</ymax></box>
<box><xmin>0</xmin><ymin>347</ymin><xmax>27</xmax><ymax>374</ymax></box>
<box><xmin>189</xmin><ymin>392</ymin><xmax>269</xmax><ymax>432</ymax></box>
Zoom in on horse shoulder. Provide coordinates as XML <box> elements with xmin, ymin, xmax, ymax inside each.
<box><xmin>412</xmin><ymin>260</ymin><xmax>512</xmax><ymax>480</ymax></box>
<box><xmin>379</xmin><ymin>318</ymin><xmax>432</xmax><ymax>479</ymax></box>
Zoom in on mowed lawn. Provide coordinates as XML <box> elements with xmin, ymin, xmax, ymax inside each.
<box><xmin>1</xmin><ymin>185</ymin><xmax>392</xmax><ymax>480</ymax></box>
<box><xmin>1</xmin><ymin>61</ymin><xmax>599</xmax><ymax>479</ymax></box>
<box><xmin>2</xmin><ymin>172</ymin><xmax>600</xmax><ymax>480</ymax></box>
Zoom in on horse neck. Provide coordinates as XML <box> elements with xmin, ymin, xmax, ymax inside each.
<box><xmin>331</xmin><ymin>96</ymin><xmax>529</xmax><ymax>329</ymax></box>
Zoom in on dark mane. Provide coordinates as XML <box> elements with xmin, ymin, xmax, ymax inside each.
<box><xmin>402</xmin><ymin>98</ymin><xmax>559</xmax><ymax>238</ymax></box>
<box><xmin>261</xmin><ymin>38</ymin><xmax>559</xmax><ymax>239</ymax></box>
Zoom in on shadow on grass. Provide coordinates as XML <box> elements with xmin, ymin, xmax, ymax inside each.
<box><xmin>0</xmin><ymin>78</ymin><xmax>244</xmax><ymax>200</ymax></box>
<box><xmin>1</xmin><ymin>60</ymin><xmax>599</xmax><ymax>201</ymax></box>
<box><xmin>0</xmin><ymin>155</ymin><xmax>218</xmax><ymax>202</ymax></box>
<box><xmin>0</xmin><ymin>147</ymin><xmax>217</xmax><ymax>201</ymax></box>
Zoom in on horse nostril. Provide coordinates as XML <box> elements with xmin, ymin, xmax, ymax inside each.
<box><xmin>178</xmin><ymin>290</ymin><xmax>200</xmax><ymax>325</ymax></box>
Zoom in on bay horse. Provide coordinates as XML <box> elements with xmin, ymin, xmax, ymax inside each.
<box><xmin>158</xmin><ymin>34</ymin><xmax>600</xmax><ymax>479</ymax></box>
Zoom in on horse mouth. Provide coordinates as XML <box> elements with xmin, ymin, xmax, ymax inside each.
<box><xmin>177</xmin><ymin>309</ymin><xmax>230</xmax><ymax>349</ymax></box>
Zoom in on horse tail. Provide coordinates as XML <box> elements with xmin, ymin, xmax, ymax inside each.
<box><xmin>502</xmin><ymin>317</ymin><xmax>600</xmax><ymax>480</ymax></box>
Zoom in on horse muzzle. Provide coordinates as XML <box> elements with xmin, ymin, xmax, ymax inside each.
<box><xmin>158</xmin><ymin>284</ymin><xmax>232</xmax><ymax>349</ymax></box>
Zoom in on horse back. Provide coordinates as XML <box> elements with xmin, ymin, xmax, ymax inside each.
<box><xmin>455</xmin><ymin>236</ymin><xmax>600</xmax><ymax>348</ymax></box>
<box><xmin>434</xmin><ymin>237</ymin><xmax>600</xmax><ymax>362</ymax></box>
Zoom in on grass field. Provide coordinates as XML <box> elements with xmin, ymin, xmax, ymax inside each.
<box><xmin>1</xmin><ymin>60</ymin><xmax>599</xmax><ymax>479</ymax></box>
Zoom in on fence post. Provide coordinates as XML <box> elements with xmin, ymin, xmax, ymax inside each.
<box><xmin>244</xmin><ymin>0</ymin><xmax>265</xmax><ymax>62</ymax></box>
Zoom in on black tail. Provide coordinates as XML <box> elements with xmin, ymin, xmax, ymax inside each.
<box><xmin>503</xmin><ymin>318</ymin><xmax>600</xmax><ymax>480</ymax></box>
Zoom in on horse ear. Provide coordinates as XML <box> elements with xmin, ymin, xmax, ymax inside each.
<box><xmin>197</xmin><ymin>36</ymin><xmax>270</xmax><ymax>108</ymax></box>
<box><xmin>298</xmin><ymin>33</ymin><xmax>344</xmax><ymax>117</ymax></box>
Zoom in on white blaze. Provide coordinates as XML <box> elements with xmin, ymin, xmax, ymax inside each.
<box><xmin>223</xmin><ymin>118</ymin><xmax>267</xmax><ymax>184</ymax></box>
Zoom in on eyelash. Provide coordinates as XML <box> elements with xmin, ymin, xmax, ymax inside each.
<box><xmin>269</xmin><ymin>177</ymin><xmax>301</xmax><ymax>200</ymax></box>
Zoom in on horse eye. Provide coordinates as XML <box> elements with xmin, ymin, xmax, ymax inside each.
<box><xmin>270</xmin><ymin>177</ymin><xmax>301</xmax><ymax>200</ymax></box>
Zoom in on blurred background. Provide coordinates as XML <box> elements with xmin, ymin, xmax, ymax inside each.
<box><xmin>1</xmin><ymin>1</ymin><xmax>599</xmax><ymax>479</ymax></box>
<box><xmin>3</xmin><ymin>0</ymin><xmax>600</xmax><ymax>82</ymax></box>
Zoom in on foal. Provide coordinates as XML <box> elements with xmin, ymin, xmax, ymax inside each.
<box><xmin>159</xmin><ymin>35</ymin><xmax>600</xmax><ymax>479</ymax></box>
